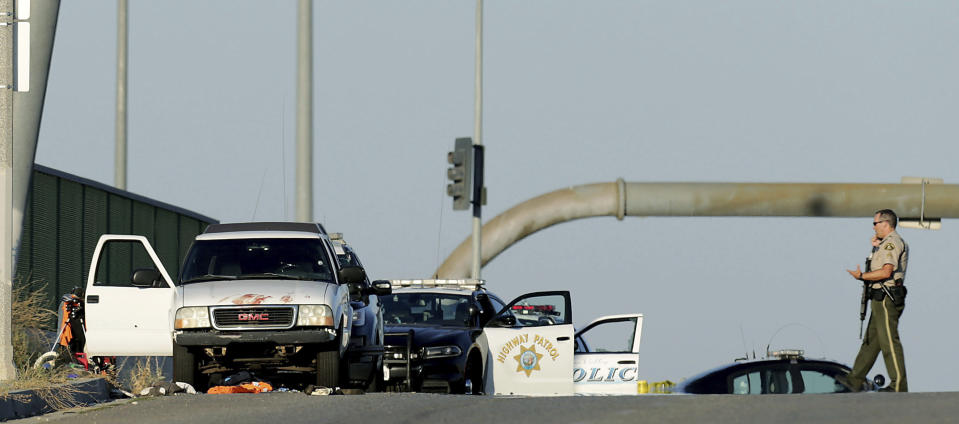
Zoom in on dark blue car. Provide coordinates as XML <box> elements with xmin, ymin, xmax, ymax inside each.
<box><xmin>676</xmin><ymin>350</ymin><xmax>883</xmax><ymax>394</ymax></box>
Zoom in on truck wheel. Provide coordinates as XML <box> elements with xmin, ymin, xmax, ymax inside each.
<box><xmin>366</xmin><ymin>359</ymin><xmax>384</xmax><ymax>392</ymax></box>
<box><xmin>173</xmin><ymin>343</ymin><xmax>197</xmax><ymax>387</ymax></box>
<box><xmin>316</xmin><ymin>348</ymin><xmax>341</xmax><ymax>388</ymax></box>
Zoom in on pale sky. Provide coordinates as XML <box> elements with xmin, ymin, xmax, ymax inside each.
<box><xmin>36</xmin><ymin>1</ymin><xmax>959</xmax><ymax>392</ymax></box>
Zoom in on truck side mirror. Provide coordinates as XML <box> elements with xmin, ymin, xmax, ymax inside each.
<box><xmin>339</xmin><ymin>266</ymin><xmax>367</xmax><ymax>285</ymax></box>
<box><xmin>368</xmin><ymin>280</ymin><xmax>392</xmax><ymax>296</ymax></box>
<box><xmin>131</xmin><ymin>268</ymin><xmax>161</xmax><ymax>288</ymax></box>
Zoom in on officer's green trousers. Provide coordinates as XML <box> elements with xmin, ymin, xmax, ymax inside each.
<box><xmin>848</xmin><ymin>296</ymin><xmax>907</xmax><ymax>392</ymax></box>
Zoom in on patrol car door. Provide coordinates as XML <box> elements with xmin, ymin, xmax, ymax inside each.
<box><xmin>480</xmin><ymin>291</ymin><xmax>574</xmax><ymax>395</ymax></box>
<box><xmin>83</xmin><ymin>235</ymin><xmax>176</xmax><ymax>356</ymax></box>
<box><xmin>573</xmin><ymin>314</ymin><xmax>644</xmax><ymax>395</ymax></box>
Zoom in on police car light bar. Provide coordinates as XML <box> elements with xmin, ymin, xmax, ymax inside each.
<box><xmin>769</xmin><ymin>349</ymin><xmax>804</xmax><ymax>359</ymax></box>
<box><xmin>389</xmin><ymin>279</ymin><xmax>485</xmax><ymax>290</ymax></box>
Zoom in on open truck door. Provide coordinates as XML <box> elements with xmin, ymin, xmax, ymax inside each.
<box><xmin>480</xmin><ymin>291</ymin><xmax>574</xmax><ymax>395</ymax></box>
<box><xmin>83</xmin><ymin>235</ymin><xmax>176</xmax><ymax>356</ymax></box>
<box><xmin>573</xmin><ymin>314</ymin><xmax>644</xmax><ymax>395</ymax></box>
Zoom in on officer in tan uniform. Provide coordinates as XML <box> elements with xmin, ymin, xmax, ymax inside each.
<box><xmin>839</xmin><ymin>209</ymin><xmax>909</xmax><ymax>392</ymax></box>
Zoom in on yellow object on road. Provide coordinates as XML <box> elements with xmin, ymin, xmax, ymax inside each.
<box><xmin>637</xmin><ymin>380</ymin><xmax>649</xmax><ymax>394</ymax></box>
<box><xmin>652</xmin><ymin>380</ymin><xmax>676</xmax><ymax>394</ymax></box>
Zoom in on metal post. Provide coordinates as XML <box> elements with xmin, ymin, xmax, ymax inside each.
<box><xmin>295</xmin><ymin>0</ymin><xmax>313</xmax><ymax>222</ymax></box>
<box><xmin>470</xmin><ymin>0</ymin><xmax>483</xmax><ymax>279</ymax></box>
<box><xmin>114</xmin><ymin>0</ymin><xmax>127</xmax><ymax>190</ymax></box>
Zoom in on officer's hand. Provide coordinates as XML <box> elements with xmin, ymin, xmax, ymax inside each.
<box><xmin>871</xmin><ymin>236</ymin><xmax>880</xmax><ymax>247</ymax></box>
<box><xmin>846</xmin><ymin>265</ymin><xmax>863</xmax><ymax>280</ymax></box>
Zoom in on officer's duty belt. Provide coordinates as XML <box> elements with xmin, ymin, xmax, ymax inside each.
<box><xmin>870</xmin><ymin>278</ymin><xmax>904</xmax><ymax>289</ymax></box>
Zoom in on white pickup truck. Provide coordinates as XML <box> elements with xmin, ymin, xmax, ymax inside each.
<box><xmin>80</xmin><ymin>222</ymin><xmax>390</xmax><ymax>391</ymax></box>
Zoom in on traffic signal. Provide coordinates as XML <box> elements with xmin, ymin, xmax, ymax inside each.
<box><xmin>446</xmin><ymin>138</ymin><xmax>473</xmax><ymax>210</ymax></box>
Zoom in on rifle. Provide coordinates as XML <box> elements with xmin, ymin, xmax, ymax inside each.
<box><xmin>859</xmin><ymin>246</ymin><xmax>878</xmax><ymax>339</ymax></box>
<box><xmin>859</xmin><ymin>282</ymin><xmax>868</xmax><ymax>339</ymax></box>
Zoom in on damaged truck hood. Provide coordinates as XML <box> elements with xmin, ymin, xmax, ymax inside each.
<box><xmin>179</xmin><ymin>279</ymin><xmax>333</xmax><ymax>307</ymax></box>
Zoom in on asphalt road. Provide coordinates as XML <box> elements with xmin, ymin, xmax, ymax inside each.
<box><xmin>12</xmin><ymin>391</ymin><xmax>959</xmax><ymax>424</ymax></box>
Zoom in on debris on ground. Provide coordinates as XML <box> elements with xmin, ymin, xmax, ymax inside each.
<box><xmin>301</xmin><ymin>385</ymin><xmax>364</xmax><ymax>395</ymax></box>
<box><xmin>138</xmin><ymin>382</ymin><xmax>197</xmax><ymax>396</ymax></box>
<box><xmin>304</xmin><ymin>385</ymin><xmax>336</xmax><ymax>396</ymax></box>
<box><xmin>208</xmin><ymin>382</ymin><xmax>273</xmax><ymax>394</ymax></box>
<box><xmin>220</xmin><ymin>370</ymin><xmax>255</xmax><ymax>386</ymax></box>
<box><xmin>206</xmin><ymin>371</ymin><xmax>274</xmax><ymax>394</ymax></box>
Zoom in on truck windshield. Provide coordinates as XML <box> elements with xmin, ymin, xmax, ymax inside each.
<box><xmin>179</xmin><ymin>238</ymin><xmax>334</xmax><ymax>285</ymax></box>
<box><xmin>381</xmin><ymin>293</ymin><xmax>473</xmax><ymax>327</ymax></box>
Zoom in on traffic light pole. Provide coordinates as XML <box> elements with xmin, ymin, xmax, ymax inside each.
<box><xmin>471</xmin><ymin>0</ymin><xmax>483</xmax><ymax>280</ymax></box>
<box><xmin>470</xmin><ymin>146</ymin><xmax>484</xmax><ymax>280</ymax></box>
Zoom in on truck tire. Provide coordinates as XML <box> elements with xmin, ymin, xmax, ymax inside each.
<box><xmin>173</xmin><ymin>343</ymin><xmax>196</xmax><ymax>387</ymax></box>
<box><xmin>366</xmin><ymin>357</ymin><xmax>384</xmax><ymax>392</ymax></box>
<box><xmin>316</xmin><ymin>348</ymin><xmax>341</xmax><ymax>388</ymax></box>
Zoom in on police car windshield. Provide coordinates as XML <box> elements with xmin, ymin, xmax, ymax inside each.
<box><xmin>381</xmin><ymin>293</ymin><xmax>473</xmax><ymax>327</ymax></box>
<box><xmin>179</xmin><ymin>238</ymin><xmax>334</xmax><ymax>285</ymax></box>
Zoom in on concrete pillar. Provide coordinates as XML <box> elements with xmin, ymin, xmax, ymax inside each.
<box><xmin>0</xmin><ymin>0</ymin><xmax>13</xmax><ymax>380</ymax></box>
<box><xmin>0</xmin><ymin>0</ymin><xmax>61</xmax><ymax>380</ymax></box>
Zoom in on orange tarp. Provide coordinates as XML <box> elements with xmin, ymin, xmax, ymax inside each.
<box><xmin>207</xmin><ymin>382</ymin><xmax>273</xmax><ymax>394</ymax></box>
<box><xmin>58</xmin><ymin>298</ymin><xmax>75</xmax><ymax>347</ymax></box>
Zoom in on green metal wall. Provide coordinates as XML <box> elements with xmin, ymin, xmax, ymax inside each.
<box><xmin>14</xmin><ymin>165</ymin><xmax>218</xmax><ymax>312</ymax></box>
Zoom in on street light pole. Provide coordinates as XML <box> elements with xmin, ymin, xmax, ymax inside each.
<box><xmin>115</xmin><ymin>0</ymin><xmax>127</xmax><ymax>190</ymax></box>
<box><xmin>295</xmin><ymin>0</ymin><xmax>313</xmax><ymax>223</ymax></box>
<box><xmin>471</xmin><ymin>0</ymin><xmax>483</xmax><ymax>280</ymax></box>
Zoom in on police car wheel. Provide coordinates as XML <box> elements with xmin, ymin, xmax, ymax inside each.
<box><xmin>462</xmin><ymin>353</ymin><xmax>483</xmax><ymax>395</ymax></box>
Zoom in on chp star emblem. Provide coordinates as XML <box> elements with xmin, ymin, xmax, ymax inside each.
<box><xmin>513</xmin><ymin>345</ymin><xmax>544</xmax><ymax>377</ymax></box>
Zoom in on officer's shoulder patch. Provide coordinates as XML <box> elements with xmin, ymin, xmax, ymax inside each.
<box><xmin>884</xmin><ymin>243</ymin><xmax>895</xmax><ymax>251</ymax></box>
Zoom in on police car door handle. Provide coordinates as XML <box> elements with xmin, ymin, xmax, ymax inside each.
<box><xmin>87</xmin><ymin>295</ymin><xmax>99</xmax><ymax>304</ymax></box>
<box><xmin>557</xmin><ymin>336</ymin><xmax>570</xmax><ymax>341</ymax></box>
<box><xmin>618</xmin><ymin>360</ymin><xmax>636</xmax><ymax>365</ymax></box>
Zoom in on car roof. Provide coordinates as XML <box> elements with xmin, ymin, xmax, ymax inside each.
<box><xmin>391</xmin><ymin>287</ymin><xmax>479</xmax><ymax>297</ymax></box>
<box><xmin>204</xmin><ymin>222</ymin><xmax>327</xmax><ymax>235</ymax></box>
<box><xmin>388</xmin><ymin>279</ymin><xmax>484</xmax><ymax>291</ymax></box>
<box><xmin>197</xmin><ymin>231</ymin><xmax>323</xmax><ymax>241</ymax></box>
<box><xmin>677</xmin><ymin>356</ymin><xmax>851</xmax><ymax>389</ymax></box>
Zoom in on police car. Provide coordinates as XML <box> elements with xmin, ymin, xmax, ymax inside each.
<box><xmin>381</xmin><ymin>279</ymin><xmax>644</xmax><ymax>395</ymax></box>
<box><xmin>380</xmin><ymin>280</ymin><xmax>499</xmax><ymax>394</ymax></box>
<box><xmin>675</xmin><ymin>350</ymin><xmax>884</xmax><ymax>394</ymax></box>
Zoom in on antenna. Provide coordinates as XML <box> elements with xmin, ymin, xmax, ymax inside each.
<box><xmin>736</xmin><ymin>324</ymin><xmax>748</xmax><ymax>361</ymax></box>
<box><xmin>281</xmin><ymin>95</ymin><xmax>288</xmax><ymax>220</ymax></box>
<box><xmin>251</xmin><ymin>166</ymin><xmax>270</xmax><ymax>220</ymax></box>
<box><xmin>765</xmin><ymin>322</ymin><xmax>827</xmax><ymax>358</ymax></box>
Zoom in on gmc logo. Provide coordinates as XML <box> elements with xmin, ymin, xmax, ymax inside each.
<box><xmin>238</xmin><ymin>313</ymin><xmax>269</xmax><ymax>321</ymax></box>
